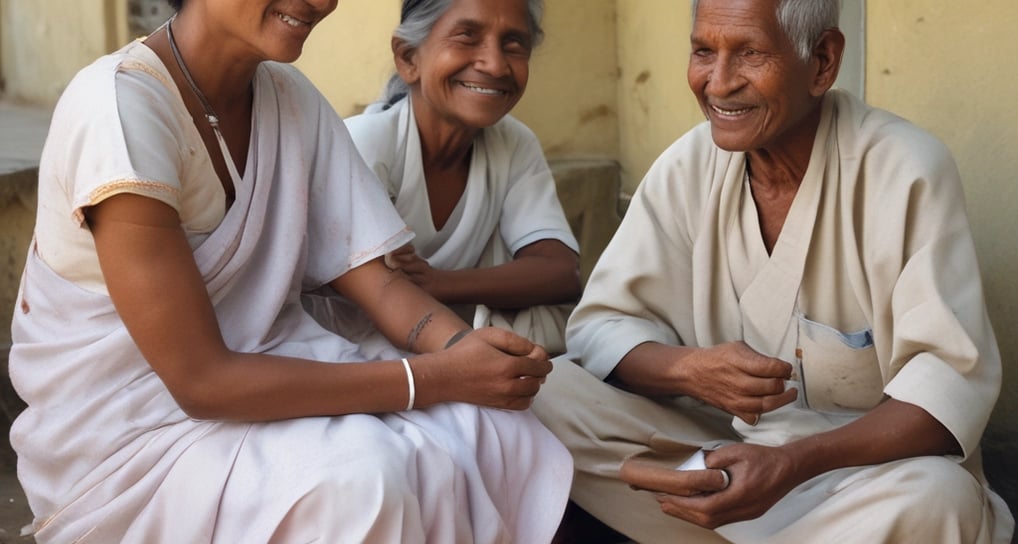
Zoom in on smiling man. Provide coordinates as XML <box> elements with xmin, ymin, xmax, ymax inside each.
<box><xmin>532</xmin><ymin>0</ymin><xmax>1015</xmax><ymax>542</ymax></box>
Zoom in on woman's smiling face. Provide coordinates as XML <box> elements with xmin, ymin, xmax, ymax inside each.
<box><xmin>199</xmin><ymin>0</ymin><xmax>339</xmax><ymax>64</ymax></box>
<box><xmin>401</xmin><ymin>0</ymin><xmax>533</xmax><ymax>133</ymax></box>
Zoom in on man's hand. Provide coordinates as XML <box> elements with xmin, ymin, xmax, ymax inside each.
<box><xmin>620</xmin><ymin>443</ymin><xmax>799</xmax><ymax>528</ymax></box>
<box><xmin>614</xmin><ymin>341</ymin><xmax>797</xmax><ymax>424</ymax></box>
<box><xmin>683</xmin><ymin>342</ymin><xmax>798</xmax><ymax>424</ymax></box>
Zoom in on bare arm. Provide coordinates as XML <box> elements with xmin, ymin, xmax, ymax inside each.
<box><xmin>88</xmin><ymin>194</ymin><xmax>552</xmax><ymax>421</ymax></box>
<box><xmin>328</xmin><ymin>257</ymin><xmax>470</xmax><ymax>353</ymax></box>
<box><xmin>389</xmin><ymin>239</ymin><xmax>581</xmax><ymax>309</ymax></box>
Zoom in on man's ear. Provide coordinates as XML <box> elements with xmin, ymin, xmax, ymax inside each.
<box><xmin>392</xmin><ymin>36</ymin><xmax>420</xmax><ymax>85</ymax></box>
<box><xmin>809</xmin><ymin>28</ymin><xmax>845</xmax><ymax>97</ymax></box>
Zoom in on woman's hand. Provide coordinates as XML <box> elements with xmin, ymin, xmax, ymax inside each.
<box><xmin>412</xmin><ymin>327</ymin><xmax>552</xmax><ymax>411</ymax></box>
<box><xmin>384</xmin><ymin>240</ymin><xmax>581</xmax><ymax>309</ymax></box>
<box><xmin>385</xmin><ymin>243</ymin><xmax>446</xmax><ymax>296</ymax></box>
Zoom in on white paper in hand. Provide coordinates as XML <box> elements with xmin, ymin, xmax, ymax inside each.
<box><xmin>675</xmin><ymin>449</ymin><xmax>707</xmax><ymax>471</ymax></box>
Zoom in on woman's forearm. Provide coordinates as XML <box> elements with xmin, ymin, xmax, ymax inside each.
<box><xmin>431</xmin><ymin>240</ymin><xmax>581</xmax><ymax>308</ymax></box>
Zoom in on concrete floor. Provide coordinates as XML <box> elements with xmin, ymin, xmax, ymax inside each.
<box><xmin>0</xmin><ymin>470</ymin><xmax>32</xmax><ymax>544</ymax></box>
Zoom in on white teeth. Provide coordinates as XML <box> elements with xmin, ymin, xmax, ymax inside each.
<box><xmin>712</xmin><ymin>105</ymin><xmax>750</xmax><ymax>116</ymax></box>
<box><xmin>277</xmin><ymin>13</ymin><xmax>306</xmax><ymax>27</ymax></box>
<box><xmin>461</xmin><ymin>83</ymin><xmax>504</xmax><ymax>95</ymax></box>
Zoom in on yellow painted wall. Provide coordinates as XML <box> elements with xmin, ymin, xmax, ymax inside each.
<box><xmin>514</xmin><ymin>0</ymin><xmax>618</xmax><ymax>158</ymax></box>
<box><xmin>297</xmin><ymin>0</ymin><xmax>619</xmax><ymax>159</ymax></box>
<box><xmin>616</xmin><ymin>0</ymin><xmax>700</xmax><ymax>193</ymax></box>
<box><xmin>294</xmin><ymin>2</ymin><xmax>399</xmax><ymax>116</ymax></box>
<box><xmin>0</xmin><ymin>0</ymin><xmax>125</xmax><ymax>106</ymax></box>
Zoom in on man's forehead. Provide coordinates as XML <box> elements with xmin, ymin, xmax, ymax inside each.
<box><xmin>693</xmin><ymin>0</ymin><xmax>780</xmax><ymax>24</ymax></box>
<box><xmin>691</xmin><ymin>0</ymin><xmax>782</xmax><ymax>36</ymax></box>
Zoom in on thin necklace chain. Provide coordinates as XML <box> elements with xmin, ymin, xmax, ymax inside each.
<box><xmin>165</xmin><ymin>15</ymin><xmax>220</xmax><ymax>129</ymax></box>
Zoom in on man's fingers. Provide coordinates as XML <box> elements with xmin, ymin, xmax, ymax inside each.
<box><xmin>762</xmin><ymin>387</ymin><xmax>799</xmax><ymax>411</ymax></box>
<box><xmin>620</xmin><ymin>460</ymin><xmax>727</xmax><ymax>497</ymax></box>
<box><xmin>732</xmin><ymin>342</ymin><xmax>793</xmax><ymax>379</ymax></box>
<box><xmin>734</xmin><ymin>385</ymin><xmax>798</xmax><ymax>424</ymax></box>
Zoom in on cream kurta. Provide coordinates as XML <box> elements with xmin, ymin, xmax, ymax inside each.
<box><xmin>305</xmin><ymin>97</ymin><xmax>579</xmax><ymax>353</ymax></box>
<box><xmin>11</xmin><ymin>41</ymin><xmax>572</xmax><ymax>543</ymax></box>
<box><xmin>534</xmin><ymin>90</ymin><xmax>1013</xmax><ymax>543</ymax></box>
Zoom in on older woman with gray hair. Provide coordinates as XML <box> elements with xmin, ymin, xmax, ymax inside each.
<box><xmin>304</xmin><ymin>0</ymin><xmax>582</xmax><ymax>358</ymax></box>
<box><xmin>532</xmin><ymin>0</ymin><xmax>1015</xmax><ymax>542</ymax></box>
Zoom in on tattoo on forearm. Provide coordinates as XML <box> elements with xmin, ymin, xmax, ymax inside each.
<box><xmin>444</xmin><ymin>328</ymin><xmax>472</xmax><ymax>349</ymax></box>
<box><xmin>406</xmin><ymin>312</ymin><xmax>433</xmax><ymax>353</ymax></box>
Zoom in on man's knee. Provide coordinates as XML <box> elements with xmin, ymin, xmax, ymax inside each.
<box><xmin>531</xmin><ymin>357</ymin><xmax>596</xmax><ymax>437</ymax></box>
<box><xmin>886</xmin><ymin>457</ymin><xmax>984</xmax><ymax>523</ymax></box>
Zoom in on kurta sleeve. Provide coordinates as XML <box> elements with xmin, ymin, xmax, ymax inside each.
<box><xmin>868</xmin><ymin>130</ymin><xmax>1002</xmax><ymax>459</ymax></box>
<box><xmin>297</xmin><ymin>71</ymin><xmax>413</xmax><ymax>289</ymax></box>
<box><xmin>33</xmin><ymin>47</ymin><xmax>224</xmax><ymax>294</ymax></box>
<box><xmin>565</xmin><ymin>133</ymin><xmax>711</xmax><ymax>379</ymax></box>
<box><xmin>58</xmin><ymin>57</ymin><xmax>189</xmax><ymax>226</ymax></box>
<box><xmin>493</xmin><ymin>117</ymin><xmax>579</xmax><ymax>255</ymax></box>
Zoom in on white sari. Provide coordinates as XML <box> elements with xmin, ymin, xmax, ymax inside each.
<box><xmin>11</xmin><ymin>41</ymin><xmax>571</xmax><ymax>543</ymax></box>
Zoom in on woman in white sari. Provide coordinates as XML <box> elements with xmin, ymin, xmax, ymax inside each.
<box><xmin>305</xmin><ymin>0</ymin><xmax>581</xmax><ymax>356</ymax></box>
<box><xmin>8</xmin><ymin>0</ymin><xmax>572</xmax><ymax>542</ymax></box>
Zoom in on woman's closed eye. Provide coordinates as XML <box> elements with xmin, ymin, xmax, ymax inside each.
<box><xmin>503</xmin><ymin>36</ymin><xmax>532</xmax><ymax>56</ymax></box>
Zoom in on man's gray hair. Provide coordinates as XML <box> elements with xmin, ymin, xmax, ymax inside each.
<box><xmin>692</xmin><ymin>0</ymin><xmax>840</xmax><ymax>63</ymax></box>
<box><xmin>379</xmin><ymin>0</ymin><xmax>545</xmax><ymax>109</ymax></box>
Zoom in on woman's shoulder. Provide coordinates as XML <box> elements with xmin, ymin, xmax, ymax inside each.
<box><xmin>48</xmin><ymin>41</ymin><xmax>181</xmax><ymax>146</ymax></box>
<box><xmin>345</xmin><ymin>100</ymin><xmax>403</xmax><ymax>135</ymax></box>
<box><xmin>60</xmin><ymin>41</ymin><xmax>166</xmax><ymax>100</ymax></box>
<box><xmin>343</xmin><ymin>100</ymin><xmax>407</xmax><ymax>162</ymax></box>
<box><xmin>258</xmin><ymin>62</ymin><xmax>332</xmax><ymax>107</ymax></box>
<box><xmin>473</xmin><ymin>114</ymin><xmax>543</xmax><ymax>162</ymax></box>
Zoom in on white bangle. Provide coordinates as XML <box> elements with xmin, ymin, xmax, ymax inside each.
<box><xmin>400</xmin><ymin>358</ymin><xmax>415</xmax><ymax>411</ymax></box>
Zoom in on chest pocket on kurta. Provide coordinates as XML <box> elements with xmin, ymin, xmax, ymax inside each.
<box><xmin>796</xmin><ymin>315</ymin><xmax>883</xmax><ymax>414</ymax></box>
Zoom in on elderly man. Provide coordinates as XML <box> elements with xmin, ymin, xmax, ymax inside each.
<box><xmin>533</xmin><ymin>0</ymin><xmax>1015</xmax><ymax>542</ymax></box>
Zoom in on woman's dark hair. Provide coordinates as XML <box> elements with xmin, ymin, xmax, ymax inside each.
<box><xmin>165</xmin><ymin>0</ymin><xmax>182</xmax><ymax>10</ymax></box>
<box><xmin>379</xmin><ymin>0</ymin><xmax>544</xmax><ymax>109</ymax></box>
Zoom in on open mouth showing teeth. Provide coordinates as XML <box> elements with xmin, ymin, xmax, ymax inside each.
<box><xmin>461</xmin><ymin>83</ymin><xmax>506</xmax><ymax>96</ymax></box>
<box><xmin>712</xmin><ymin>105</ymin><xmax>752</xmax><ymax>116</ymax></box>
<box><xmin>277</xmin><ymin>13</ymin><xmax>310</xmax><ymax>27</ymax></box>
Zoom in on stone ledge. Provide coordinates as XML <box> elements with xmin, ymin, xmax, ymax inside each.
<box><xmin>0</xmin><ymin>101</ymin><xmax>50</xmax><ymax>178</ymax></box>
<box><xmin>549</xmin><ymin>158</ymin><xmax>622</xmax><ymax>284</ymax></box>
